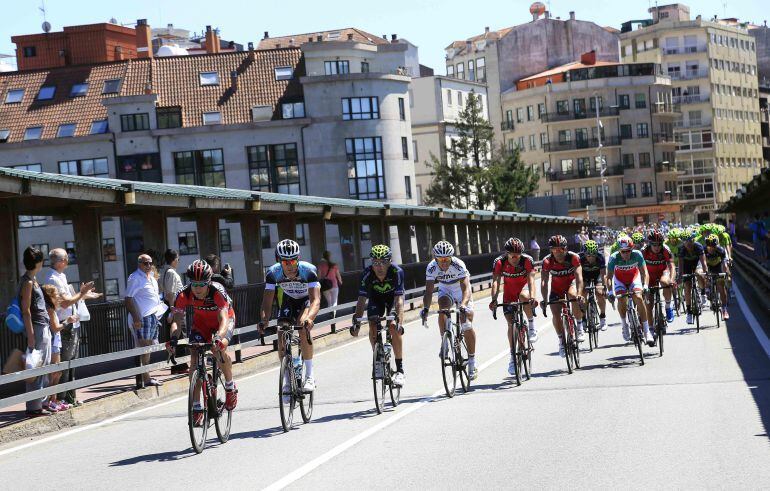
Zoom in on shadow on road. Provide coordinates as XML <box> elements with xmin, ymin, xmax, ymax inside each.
<box><xmin>109</xmin><ymin>447</ymin><xmax>197</xmax><ymax>466</ymax></box>
<box><xmin>229</xmin><ymin>425</ymin><xmax>287</xmax><ymax>440</ymax></box>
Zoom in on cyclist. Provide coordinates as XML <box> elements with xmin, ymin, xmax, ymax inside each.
<box><xmin>607</xmin><ymin>237</ymin><xmax>653</xmax><ymax>346</ymax></box>
<box><xmin>540</xmin><ymin>235</ymin><xmax>585</xmax><ymax>358</ymax></box>
<box><xmin>352</xmin><ymin>244</ymin><xmax>406</xmax><ymax>387</ymax></box>
<box><xmin>610</xmin><ymin>233</ymin><xmax>631</xmax><ymax>255</ymax></box>
<box><xmin>703</xmin><ymin>234</ymin><xmax>730</xmax><ymax>320</ymax></box>
<box><xmin>678</xmin><ymin>231</ymin><xmax>708</xmax><ymax>325</ymax></box>
<box><xmin>579</xmin><ymin>239</ymin><xmax>609</xmax><ymax>330</ymax></box>
<box><xmin>167</xmin><ymin>260</ymin><xmax>237</xmax><ymax>426</ymax></box>
<box><xmin>489</xmin><ymin>237</ymin><xmax>538</xmax><ymax>376</ymax></box>
<box><xmin>666</xmin><ymin>228</ymin><xmax>684</xmax><ymax>258</ymax></box>
<box><xmin>420</xmin><ymin>241</ymin><xmax>478</xmax><ymax>380</ymax></box>
<box><xmin>258</xmin><ymin>239</ymin><xmax>321</xmax><ymax>395</ymax></box>
<box><xmin>642</xmin><ymin>230</ymin><xmax>676</xmax><ymax>327</ymax></box>
<box><xmin>631</xmin><ymin>231</ymin><xmax>645</xmax><ymax>251</ymax></box>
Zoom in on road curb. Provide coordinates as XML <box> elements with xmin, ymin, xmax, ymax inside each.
<box><xmin>0</xmin><ymin>288</ymin><xmax>494</xmax><ymax>446</ymax></box>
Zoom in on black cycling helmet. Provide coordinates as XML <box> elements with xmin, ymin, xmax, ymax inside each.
<box><xmin>548</xmin><ymin>235</ymin><xmax>568</xmax><ymax>248</ymax></box>
<box><xmin>504</xmin><ymin>237</ymin><xmax>525</xmax><ymax>253</ymax></box>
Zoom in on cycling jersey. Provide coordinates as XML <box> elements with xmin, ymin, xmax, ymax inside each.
<box><xmin>359</xmin><ymin>265</ymin><xmax>405</xmax><ymax>317</ymax></box>
<box><xmin>678</xmin><ymin>242</ymin><xmax>705</xmax><ymax>274</ymax></box>
<box><xmin>579</xmin><ymin>252</ymin><xmax>605</xmax><ymax>283</ymax></box>
<box><xmin>492</xmin><ymin>253</ymin><xmax>534</xmax><ymax>303</ymax></box>
<box><xmin>542</xmin><ymin>251</ymin><xmax>581</xmax><ymax>296</ymax></box>
<box><xmin>665</xmin><ymin>239</ymin><xmax>681</xmax><ymax>258</ymax></box>
<box><xmin>426</xmin><ymin>257</ymin><xmax>473</xmax><ymax>309</ymax></box>
<box><xmin>265</xmin><ymin>261</ymin><xmax>320</xmax><ymax>299</ymax></box>
<box><xmin>704</xmin><ymin>245</ymin><xmax>727</xmax><ymax>273</ymax></box>
<box><xmin>173</xmin><ymin>283</ymin><xmax>235</xmax><ymax>339</ymax></box>
<box><xmin>608</xmin><ymin>250</ymin><xmax>645</xmax><ymax>285</ymax></box>
<box><xmin>642</xmin><ymin>244</ymin><xmax>673</xmax><ymax>283</ymax></box>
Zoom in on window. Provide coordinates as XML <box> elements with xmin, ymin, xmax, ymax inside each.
<box><xmin>274</xmin><ymin>67</ymin><xmax>293</xmax><ymax>80</ymax></box>
<box><xmin>405</xmin><ymin>175</ymin><xmax>412</xmax><ymax>200</ymax></box>
<box><xmin>59</xmin><ymin>158</ymin><xmax>109</xmax><ymax>177</ymax></box>
<box><xmin>529</xmin><ymin>134</ymin><xmax>536</xmax><ymax>150</ymax></box>
<box><xmin>342</xmin><ymin>97</ymin><xmax>379</xmax><ymax>120</ymax></box>
<box><xmin>573</xmin><ymin>98</ymin><xmax>586</xmax><ymax>116</ymax></box>
<box><xmin>476</xmin><ymin>57</ymin><xmax>486</xmax><ymax>82</ymax></box>
<box><xmin>282</xmin><ymin>102</ymin><xmax>306</xmax><ymax>119</ymax></box>
<box><xmin>157</xmin><ymin>106</ymin><xmax>182</xmax><ymax>129</ymax></box>
<box><xmin>31</xmin><ymin>244</ymin><xmax>50</xmax><ymax>266</ymax></box>
<box><xmin>174</xmin><ymin>148</ymin><xmax>226</xmax><ymax>187</ymax></box>
<box><xmin>622</xmin><ymin>153</ymin><xmax>635</xmax><ymax>168</ymax></box>
<box><xmin>456</xmin><ymin>63</ymin><xmax>464</xmax><ymax>79</ymax></box>
<box><xmin>639</xmin><ymin>153</ymin><xmax>651</xmax><ymax>168</ymax></box>
<box><xmin>413</xmin><ymin>140</ymin><xmax>418</xmax><ymax>162</ymax></box>
<box><xmin>23</xmin><ymin>126</ymin><xmax>43</xmax><ymax>140</ymax></box>
<box><xmin>446</xmin><ymin>89</ymin><xmax>453</xmax><ymax>106</ymax></box>
<box><xmin>556</xmin><ymin>100</ymin><xmax>569</xmax><ymax>114</ymax></box>
<box><xmin>120</xmin><ymin>113</ymin><xmax>150</xmax><ymax>132</ymax></box>
<box><xmin>70</xmin><ymin>83</ymin><xmax>88</xmax><ymax>97</ymax></box>
<box><xmin>618</xmin><ymin>94</ymin><xmax>630</xmax><ymax>109</ymax></box>
<box><xmin>102</xmin><ymin>238</ymin><xmax>117</xmax><ymax>261</ymax></box>
<box><xmin>64</xmin><ymin>241</ymin><xmax>77</xmax><ymax>265</ymax></box>
<box><xmin>540</xmin><ymin>132</ymin><xmax>549</xmax><ymax>146</ymax></box>
<box><xmin>361</xmin><ymin>61</ymin><xmax>370</xmax><ymax>73</ymax></box>
<box><xmin>467</xmin><ymin>59</ymin><xmax>475</xmax><ymax>81</ymax></box>
<box><xmin>23</xmin><ymin>46</ymin><xmax>36</xmax><ymax>57</ymax></box>
<box><xmin>620</xmin><ymin>124</ymin><xmax>632</xmax><ymax>139</ymax></box>
<box><xmin>589</xmin><ymin>96</ymin><xmax>603</xmax><ymax>111</ymax></box>
<box><xmin>116</xmin><ymin>154</ymin><xmax>162</xmax><ymax>183</ymax></box>
<box><xmin>636</xmin><ymin>123</ymin><xmax>649</xmax><ymax>138</ymax></box>
<box><xmin>458</xmin><ymin>92</ymin><xmax>463</xmax><ymax>107</ymax></box>
<box><xmin>37</xmin><ymin>86</ymin><xmax>55</xmax><ymax>100</ymax></box>
<box><xmin>641</xmin><ymin>181</ymin><xmax>653</xmax><ymax>197</ymax></box>
<box><xmin>178</xmin><ymin>232</ymin><xmax>199</xmax><ymax>256</ymax></box>
<box><xmin>0</xmin><ymin>129</ymin><xmax>9</xmax><ymax>142</ymax></box>
<box><xmin>90</xmin><ymin>120</ymin><xmax>108</xmax><ymax>134</ymax></box>
<box><xmin>398</xmin><ymin>97</ymin><xmax>406</xmax><ymax>120</ymax></box>
<box><xmin>219</xmin><ymin>229</ymin><xmax>232</xmax><ymax>252</ymax></box>
<box><xmin>625</xmin><ymin>183</ymin><xmax>637</xmax><ymax>198</ymax></box>
<box><xmin>202</xmin><ymin>112</ymin><xmax>221</xmax><ymax>125</ymax></box>
<box><xmin>324</xmin><ymin>60</ymin><xmax>350</xmax><ymax>75</ymax></box>
<box><xmin>558</xmin><ymin>130</ymin><xmax>571</xmax><ymax>143</ymax></box>
<box><xmin>402</xmin><ymin>137</ymin><xmax>409</xmax><ymax>159</ymax></box>
<box><xmin>104</xmin><ymin>279</ymin><xmax>119</xmax><ymax>300</ymax></box>
<box><xmin>102</xmin><ymin>79</ymin><xmax>122</xmax><ymax>94</ymax></box>
<box><xmin>537</xmin><ymin>103</ymin><xmax>546</xmax><ymax>118</ymax></box>
<box><xmin>261</xmin><ymin>225</ymin><xmax>271</xmax><ymax>249</ymax></box>
<box><xmin>5</xmin><ymin>89</ymin><xmax>24</xmax><ymax>103</ymax></box>
<box><xmin>199</xmin><ymin>72</ymin><xmax>219</xmax><ymax>86</ymax></box>
<box><xmin>247</xmin><ymin>143</ymin><xmax>300</xmax><ymax>193</ymax></box>
<box><xmin>516</xmin><ymin>108</ymin><xmax>524</xmax><ymax>123</ymax></box>
<box><xmin>517</xmin><ymin>136</ymin><xmax>525</xmax><ymax>150</ymax></box>
<box><xmin>19</xmin><ymin>215</ymin><xmax>47</xmax><ymax>228</ymax></box>
<box><xmin>561</xmin><ymin>159</ymin><xmax>574</xmax><ymax>173</ymax></box>
<box><xmin>346</xmin><ymin>137</ymin><xmax>385</xmax><ymax>199</ymax></box>
<box><xmin>57</xmin><ymin>123</ymin><xmax>76</xmax><ymax>138</ymax></box>
<box><xmin>527</xmin><ymin>105</ymin><xmax>534</xmax><ymax>121</ymax></box>
<box><xmin>635</xmin><ymin>93</ymin><xmax>646</xmax><ymax>109</ymax></box>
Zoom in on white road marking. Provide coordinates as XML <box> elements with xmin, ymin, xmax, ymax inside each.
<box><xmin>732</xmin><ymin>282</ymin><xmax>770</xmax><ymax>360</ymax></box>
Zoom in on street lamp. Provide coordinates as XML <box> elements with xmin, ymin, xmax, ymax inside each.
<box><xmin>593</xmin><ymin>91</ymin><xmax>617</xmax><ymax>229</ymax></box>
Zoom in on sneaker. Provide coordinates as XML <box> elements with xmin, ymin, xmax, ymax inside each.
<box><xmin>42</xmin><ymin>401</ymin><xmax>59</xmax><ymax>413</ymax></box>
<box><xmin>225</xmin><ymin>385</ymin><xmax>238</xmax><ymax>411</ymax></box>
<box><xmin>392</xmin><ymin>372</ymin><xmax>405</xmax><ymax>387</ymax></box>
<box><xmin>302</xmin><ymin>377</ymin><xmax>316</xmax><ymax>393</ymax></box>
<box><xmin>600</xmin><ymin>317</ymin><xmax>607</xmax><ymax>331</ymax></box>
<box><xmin>558</xmin><ymin>341</ymin><xmax>566</xmax><ymax>358</ymax></box>
<box><xmin>622</xmin><ymin>323</ymin><xmax>631</xmax><ymax>342</ymax></box>
<box><xmin>350</xmin><ymin>324</ymin><xmax>361</xmax><ymax>337</ymax></box>
<box><xmin>644</xmin><ymin>330</ymin><xmax>655</xmax><ymax>347</ymax></box>
<box><xmin>469</xmin><ymin>366</ymin><xmax>478</xmax><ymax>381</ymax></box>
<box><xmin>508</xmin><ymin>357</ymin><xmax>516</xmax><ymax>376</ymax></box>
<box><xmin>575</xmin><ymin>328</ymin><xmax>586</xmax><ymax>342</ymax></box>
<box><xmin>686</xmin><ymin>313</ymin><xmax>694</xmax><ymax>325</ymax></box>
<box><xmin>146</xmin><ymin>378</ymin><xmax>163</xmax><ymax>387</ymax></box>
<box><xmin>722</xmin><ymin>307</ymin><xmax>730</xmax><ymax>320</ymax></box>
<box><xmin>528</xmin><ymin>325</ymin><xmax>538</xmax><ymax>343</ymax></box>
<box><xmin>666</xmin><ymin>307</ymin><xmax>675</xmax><ymax>323</ymax></box>
<box><xmin>56</xmin><ymin>401</ymin><xmax>71</xmax><ymax>411</ymax></box>
<box><xmin>193</xmin><ymin>408</ymin><xmax>205</xmax><ymax>427</ymax></box>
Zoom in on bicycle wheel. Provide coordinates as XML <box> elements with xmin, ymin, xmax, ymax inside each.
<box><xmin>372</xmin><ymin>346</ymin><xmax>385</xmax><ymax>414</ymax></box>
<box><xmin>300</xmin><ymin>389</ymin><xmax>314</xmax><ymax>423</ymax></box>
<box><xmin>571</xmin><ymin>318</ymin><xmax>581</xmax><ymax>370</ymax></box>
<box><xmin>388</xmin><ymin>357</ymin><xmax>401</xmax><ymax>407</ymax></box>
<box><xmin>512</xmin><ymin>322</ymin><xmax>521</xmax><ymax>386</ymax></box>
<box><xmin>213</xmin><ymin>369</ymin><xmax>232</xmax><ymax>444</ymax></box>
<box><xmin>441</xmin><ymin>331</ymin><xmax>457</xmax><ymax>398</ymax></box>
<box><xmin>458</xmin><ymin>334</ymin><xmax>470</xmax><ymax>393</ymax></box>
<box><xmin>188</xmin><ymin>368</ymin><xmax>208</xmax><ymax>454</ymax></box>
<box><xmin>632</xmin><ymin>316</ymin><xmax>644</xmax><ymax>366</ymax></box>
<box><xmin>521</xmin><ymin>326</ymin><xmax>532</xmax><ymax>381</ymax></box>
<box><xmin>563</xmin><ymin>316</ymin><xmax>573</xmax><ymax>374</ymax></box>
<box><xmin>585</xmin><ymin>302</ymin><xmax>595</xmax><ymax>351</ymax></box>
<box><xmin>279</xmin><ymin>357</ymin><xmax>296</xmax><ymax>432</ymax></box>
<box><xmin>658</xmin><ymin>314</ymin><xmax>665</xmax><ymax>356</ymax></box>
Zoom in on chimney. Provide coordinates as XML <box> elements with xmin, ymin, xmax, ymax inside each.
<box><xmin>485</xmin><ymin>26</ymin><xmax>490</xmax><ymax>34</ymax></box>
<box><xmin>248</xmin><ymin>42</ymin><xmax>255</xmax><ymax>60</ymax></box>
<box><xmin>382</xmin><ymin>34</ymin><xmax>387</xmax><ymax>40</ymax></box>
<box><xmin>569</xmin><ymin>11</ymin><xmax>575</xmax><ymax>20</ymax></box>
<box><xmin>391</xmin><ymin>34</ymin><xmax>397</xmax><ymax>43</ymax></box>
<box><xmin>264</xmin><ymin>31</ymin><xmax>269</xmax><ymax>39</ymax></box>
<box><xmin>347</xmin><ymin>33</ymin><xmax>353</xmax><ymax>41</ymax></box>
<box><xmin>317</xmin><ymin>35</ymin><xmax>323</xmax><ymax>42</ymax></box>
<box><xmin>144</xmin><ymin>82</ymin><xmax>153</xmax><ymax>95</ymax></box>
<box><xmin>580</xmin><ymin>50</ymin><xmax>596</xmax><ymax>65</ymax></box>
<box><xmin>466</xmin><ymin>40</ymin><xmax>472</xmax><ymax>52</ymax></box>
<box><xmin>136</xmin><ymin>19</ymin><xmax>152</xmax><ymax>59</ymax></box>
<box><xmin>308</xmin><ymin>37</ymin><xmax>313</xmax><ymax>43</ymax></box>
<box><xmin>115</xmin><ymin>45</ymin><xmax>124</xmax><ymax>61</ymax></box>
<box><xmin>230</xmin><ymin>70</ymin><xmax>238</xmax><ymax>91</ymax></box>
<box><xmin>205</xmin><ymin>25</ymin><xmax>220</xmax><ymax>54</ymax></box>
<box><xmin>532</xmin><ymin>12</ymin><xmax>539</xmax><ymax>21</ymax></box>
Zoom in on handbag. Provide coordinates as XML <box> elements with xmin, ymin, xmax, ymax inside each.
<box><xmin>4</xmin><ymin>297</ymin><xmax>25</xmax><ymax>334</ymax></box>
<box><xmin>76</xmin><ymin>300</ymin><xmax>91</xmax><ymax>322</ymax></box>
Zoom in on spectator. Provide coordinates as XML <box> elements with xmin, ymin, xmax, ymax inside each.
<box><xmin>764</xmin><ymin>211</ymin><xmax>770</xmax><ymax>261</ymax></box>
<box><xmin>317</xmin><ymin>251</ymin><xmax>343</xmax><ymax>312</ymax></box>
<box><xmin>528</xmin><ymin>236</ymin><xmax>541</xmax><ymax>262</ymax></box>
<box><xmin>749</xmin><ymin>215</ymin><xmax>768</xmax><ymax>261</ymax></box>
<box><xmin>43</xmin><ymin>248</ymin><xmax>99</xmax><ymax>407</ymax></box>
<box><xmin>159</xmin><ymin>249</ymin><xmax>183</xmax><ymax>305</ymax></box>
<box><xmin>204</xmin><ymin>253</ymin><xmax>234</xmax><ymax>290</ymax></box>
<box><xmin>19</xmin><ymin>246</ymin><xmax>51</xmax><ymax>416</ymax></box>
<box><xmin>125</xmin><ymin>254</ymin><xmax>165</xmax><ymax>387</ymax></box>
<box><xmin>728</xmin><ymin>220</ymin><xmax>736</xmax><ymax>244</ymax></box>
<box><xmin>41</xmin><ymin>285</ymin><xmax>78</xmax><ymax>412</ymax></box>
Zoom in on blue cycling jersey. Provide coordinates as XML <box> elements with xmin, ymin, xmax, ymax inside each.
<box><xmin>264</xmin><ymin>261</ymin><xmax>320</xmax><ymax>299</ymax></box>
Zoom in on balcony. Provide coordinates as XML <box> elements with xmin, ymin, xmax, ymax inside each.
<box><xmin>672</xmin><ymin>94</ymin><xmax>710</xmax><ymax>105</ymax></box>
<box><xmin>542</xmin><ymin>136</ymin><xmax>622</xmax><ymax>153</ymax></box>
<box><xmin>541</xmin><ymin>107</ymin><xmax>620</xmax><ymax>123</ymax></box>
<box><xmin>668</xmin><ymin>68</ymin><xmax>709</xmax><ymax>81</ymax></box>
<box><xmin>661</xmin><ymin>46</ymin><xmax>707</xmax><ymax>55</ymax></box>
<box><xmin>567</xmin><ymin>195</ymin><xmax>626</xmax><ymax>209</ymax></box>
<box><xmin>652</xmin><ymin>103</ymin><xmax>681</xmax><ymax>115</ymax></box>
<box><xmin>655</xmin><ymin>161</ymin><xmax>678</xmax><ymax>172</ymax></box>
<box><xmin>676</xmin><ymin>141</ymin><xmax>714</xmax><ymax>152</ymax></box>
<box><xmin>500</xmin><ymin>120</ymin><xmax>515</xmax><ymax>131</ymax></box>
<box><xmin>545</xmin><ymin>164</ymin><xmax>624</xmax><ymax>182</ymax></box>
<box><xmin>673</xmin><ymin>119</ymin><xmax>709</xmax><ymax>130</ymax></box>
<box><xmin>658</xmin><ymin>191</ymin><xmax>682</xmax><ymax>202</ymax></box>
<box><xmin>653</xmin><ymin>133</ymin><xmax>677</xmax><ymax>144</ymax></box>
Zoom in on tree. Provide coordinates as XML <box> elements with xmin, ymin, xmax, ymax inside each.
<box><xmin>446</xmin><ymin>92</ymin><xmax>494</xmax><ymax>169</ymax></box>
<box><xmin>422</xmin><ymin>153</ymin><xmax>473</xmax><ymax>209</ymax></box>
<box><xmin>484</xmin><ymin>145</ymin><xmax>540</xmax><ymax>211</ymax></box>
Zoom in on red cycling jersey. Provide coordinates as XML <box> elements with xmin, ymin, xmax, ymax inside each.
<box><xmin>492</xmin><ymin>253</ymin><xmax>534</xmax><ymax>302</ymax></box>
<box><xmin>542</xmin><ymin>252</ymin><xmax>581</xmax><ymax>296</ymax></box>
<box><xmin>172</xmin><ymin>283</ymin><xmax>235</xmax><ymax>338</ymax></box>
<box><xmin>641</xmin><ymin>244</ymin><xmax>673</xmax><ymax>284</ymax></box>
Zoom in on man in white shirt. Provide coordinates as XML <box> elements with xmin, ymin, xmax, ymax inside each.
<box><xmin>125</xmin><ymin>254</ymin><xmax>166</xmax><ymax>387</ymax></box>
<box><xmin>44</xmin><ymin>248</ymin><xmax>101</xmax><ymax>406</ymax></box>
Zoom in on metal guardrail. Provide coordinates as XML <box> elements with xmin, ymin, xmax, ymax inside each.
<box><xmin>732</xmin><ymin>244</ymin><xmax>770</xmax><ymax>297</ymax></box>
<box><xmin>0</xmin><ymin>269</ymin><xmax>505</xmax><ymax>410</ymax></box>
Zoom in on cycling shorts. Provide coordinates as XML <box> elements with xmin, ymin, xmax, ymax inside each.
<box><xmin>613</xmin><ymin>276</ymin><xmax>643</xmax><ymax>295</ymax></box>
<box><xmin>367</xmin><ymin>297</ymin><xmax>395</xmax><ymax>319</ymax></box>
<box><xmin>278</xmin><ymin>296</ymin><xmax>310</xmax><ymax>323</ymax></box>
<box><xmin>191</xmin><ymin>317</ymin><xmax>235</xmax><ymax>344</ymax></box>
<box><xmin>550</xmin><ymin>280</ymin><xmax>576</xmax><ymax>300</ymax></box>
<box><xmin>648</xmin><ymin>268</ymin><xmax>670</xmax><ymax>287</ymax></box>
<box><xmin>438</xmin><ymin>288</ymin><xmax>474</xmax><ymax>313</ymax></box>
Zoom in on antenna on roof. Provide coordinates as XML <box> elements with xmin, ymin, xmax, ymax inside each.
<box><xmin>39</xmin><ymin>0</ymin><xmax>51</xmax><ymax>33</ymax></box>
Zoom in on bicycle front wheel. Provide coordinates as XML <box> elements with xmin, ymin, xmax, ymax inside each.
<box><xmin>279</xmin><ymin>357</ymin><xmax>296</xmax><ymax>432</ymax></box>
<box><xmin>188</xmin><ymin>369</ymin><xmax>208</xmax><ymax>454</ymax></box>
<box><xmin>521</xmin><ymin>327</ymin><xmax>532</xmax><ymax>380</ymax></box>
<box><xmin>632</xmin><ymin>318</ymin><xmax>645</xmax><ymax>366</ymax></box>
<box><xmin>372</xmin><ymin>346</ymin><xmax>385</xmax><ymax>414</ymax></box>
<box><xmin>213</xmin><ymin>369</ymin><xmax>232</xmax><ymax>444</ymax></box>
<box><xmin>458</xmin><ymin>334</ymin><xmax>470</xmax><ymax>393</ymax></box>
<box><xmin>512</xmin><ymin>323</ymin><xmax>521</xmax><ymax>386</ymax></box>
<box><xmin>441</xmin><ymin>331</ymin><xmax>457</xmax><ymax>398</ymax></box>
<box><xmin>300</xmin><ymin>389</ymin><xmax>314</xmax><ymax>423</ymax></box>
<box><xmin>388</xmin><ymin>358</ymin><xmax>401</xmax><ymax>407</ymax></box>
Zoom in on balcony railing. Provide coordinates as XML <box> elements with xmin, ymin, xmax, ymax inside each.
<box><xmin>676</xmin><ymin>141</ymin><xmax>714</xmax><ymax>152</ymax></box>
<box><xmin>672</xmin><ymin>94</ymin><xmax>710</xmax><ymax>105</ymax></box>
<box><xmin>542</xmin><ymin>136</ymin><xmax>622</xmax><ymax>153</ymax></box>
<box><xmin>501</xmin><ymin>120</ymin><xmax>515</xmax><ymax>131</ymax></box>
<box><xmin>668</xmin><ymin>68</ymin><xmax>709</xmax><ymax>80</ymax></box>
<box><xmin>541</xmin><ymin>107</ymin><xmax>620</xmax><ymax>123</ymax></box>
<box><xmin>567</xmin><ymin>195</ymin><xmax>626</xmax><ymax>209</ymax></box>
<box><xmin>655</xmin><ymin>161</ymin><xmax>677</xmax><ymax>172</ymax></box>
<box><xmin>658</xmin><ymin>192</ymin><xmax>682</xmax><ymax>202</ymax></box>
<box><xmin>653</xmin><ymin>133</ymin><xmax>676</xmax><ymax>144</ymax></box>
<box><xmin>652</xmin><ymin>103</ymin><xmax>681</xmax><ymax>115</ymax></box>
<box><xmin>545</xmin><ymin>164</ymin><xmax>624</xmax><ymax>182</ymax></box>
<box><xmin>673</xmin><ymin>119</ymin><xmax>708</xmax><ymax>129</ymax></box>
<box><xmin>662</xmin><ymin>46</ymin><xmax>707</xmax><ymax>55</ymax></box>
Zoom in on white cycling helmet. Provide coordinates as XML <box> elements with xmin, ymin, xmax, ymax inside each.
<box><xmin>432</xmin><ymin>240</ymin><xmax>455</xmax><ymax>258</ymax></box>
<box><xmin>275</xmin><ymin>239</ymin><xmax>300</xmax><ymax>260</ymax></box>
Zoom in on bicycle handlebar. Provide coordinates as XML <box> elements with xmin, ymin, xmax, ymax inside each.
<box><xmin>491</xmin><ymin>301</ymin><xmax>538</xmax><ymax>320</ymax></box>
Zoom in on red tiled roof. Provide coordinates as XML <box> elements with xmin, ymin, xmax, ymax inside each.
<box><xmin>0</xmin><ymin>49</ymin><xmax>304</xmax><ymax>143</ymax></box>
<box><xmin>257</xmin><ymin>27</ymin><xmax>389</xmax><ymax>50</ymax></box>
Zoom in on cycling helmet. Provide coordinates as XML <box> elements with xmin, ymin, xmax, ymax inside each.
<box><xmin>669</xmin><ymin>228</ymin><xmax>682</xmax><ymax>239</ymax></box>
<box><xmin>617</xmin><ymin>237</ymin><xmax>634</xmax><ymax>251</ymax></box>
<box><xmin>187</xmin><ymin>259</ymin><xmax>213</xmax><ymax>282</ymax></box>
<box><xmin>705</xmin><ymin>234</ymin><xmax>719</xmax><ymax>247</ymax></box>
<box><xmin>716</xmin><ymin>224</ymin><xmax>726</xmax><ymax>234</ymax></box>
<box><xmin>432</xmin><ymin>240</ymin><xmax>455</xmax><ymax>257</ymax></box>
<box><xmin>631</xmin><ymin>232</ymin><xmax>644</xmax><ymax>244</ymax></box>
<box><xmin>275</xmin><ymin>239</ymin><xmax>301</xmax><ymax>260</ymax></box>
<box><xmin>647</xmin><ymin>230</ymin><xmax>664</xmax><ymax>244</ymax></box>
<box><xmin>504</xmin><ymin>237</ymin><xmax>525</xmax><ymax>253</ymax></box>
<box><xmin>583</xmin><ymin>240</ymin><xmax>599</xmax><ymax>255</ymax></box>
<box><xmin>548</xmin><ymin>235</ymin><xmax>568</xmax><ymax>248</ymax></box>
<box><xmin>370</xmin><ymin>244</ymin><xmax>392</xmax><ymax>260</ymax></box>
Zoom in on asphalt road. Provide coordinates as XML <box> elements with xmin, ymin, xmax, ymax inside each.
<box><xmin>1</xmin><ymin>281</ymin><xmax>769</xmax><ymax>489</ymax></box>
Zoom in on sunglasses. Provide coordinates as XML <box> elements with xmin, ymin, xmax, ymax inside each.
<box><xmin>140</xmin><ymin>261</ymin><xmax>153</xmax><ymax>265</ymax></box>
<box><xmin>190</xmin><ymin>281</ymin><xmax>209</xmax><ymax>288</ymax></box>
<box><xmin>281</xmin><ymin>259</ymin><xmax>298</xmax><ymax>267</ymax></box>
<box><xmin>372</xmin><ymin>259</ymin><xmax>390</xmax><ymax>266</ymax></box>
<box><xmin>436</xmin><ymin>257</ymin><xmax>452</xmax><ymax>263</ymax></box>
<box><xmin>550</xmin><ymin>247</ymin><xmax>566</xmax><ymax>252</ymax></box>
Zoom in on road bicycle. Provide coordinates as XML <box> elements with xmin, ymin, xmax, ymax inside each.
<box><xmin>647</xmin><ymin>284</ymin><xmax>672</xmax><ymax>356</ymax></box>
<box><xmin>680</xmin><ymin>273</ymin><xmax>702</xmax><ymax>333</ymax></box>
<box><xmin>184</xmin><ymin>342</ymin><xmax>232</xmax><ymax>454</ymax></box>
<box><xmin>355</xmin><ymin>314</ymin><xmax>401</xmax><ymax>414</ymax></box>
<box><xmin>616</xmin><ymin>292</ymin><xmax>645</xmax><ymax>365</ymax></box>
<box><xmin>583</xmin><ymin>284</ymin><xmax>601</xmax><ymax>351</ymax></box>
<box><xmin>424</xmin><ymin>307</ymin><xmax>470</xmax><ymax>398</ymax></box>
<box><xmin>544</xmin><ymin>296</ymin><xmax>581</xmax><ymax>374</ymax></box>
<box><xmin>706</xmin><ymin>272</ymin><xmax>727</xmax><ymax>329</ymax></box>
<box><xmin>492</xmin><ymin>301</ymin><xmax>536</xmax><ymax>385</ymax></box>
<box><xmin>277</xmin><ymin>318</ymin><xmax>313</xmax><ymax>432</ymax></box>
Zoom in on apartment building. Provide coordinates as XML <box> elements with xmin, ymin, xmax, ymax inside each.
<box><xmin>501</xmin><ymin>56</ymin><xmax>677</xmax><ymax>227</ymax></box>
<box><xmin>409</xmin><ymin>75</ymin><xmax>488</xmax><ymax>204</ymax></box>
<box><xmin>444</xmin><ymin>8</ymin><xmax>620</xmax><ymax>144</ymax></box>
<box><xmin>620</xmin><ymin>3</ymin><xmax>764</xmax><ymax>222</ymax></box>
<box><xmin>0</xmin><ymin>21</ymin><xmax>416</xmax><ymax>297</ymax></box>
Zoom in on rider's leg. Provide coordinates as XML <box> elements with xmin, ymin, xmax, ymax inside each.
<box><xmin>462</xmin><ymin>309</ymin><xmax>476</xmax><ymax>357</ymax></box>
<box><xmin>437</xmin><ymin>295</ymin><xmax>452</xmax><ymax>337</ymax></box>
<box><xmin>368</xmin><ymin>321</ymin><xmax>378</xmax><ymax>350</ymax></box>
<box><xmin>388</xmin><ymin>322</ymin><xmax>404</xmax><ymax>373</ymax></box>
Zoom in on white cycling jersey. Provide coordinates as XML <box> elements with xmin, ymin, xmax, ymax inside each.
<box><xmin>427</xmin><ymin>257</ymin><xmax>471</xmax><ymax>298</ymax></box>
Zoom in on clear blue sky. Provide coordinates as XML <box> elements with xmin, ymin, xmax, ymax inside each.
<box><xmin>0</xmin><ymin>0</ymin><xmax>766</xmax><ymax>72</ymax></box>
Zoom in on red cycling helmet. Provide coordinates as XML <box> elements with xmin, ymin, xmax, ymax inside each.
<box><xmin>548</xmin><ymin>235</ymin><xmax>568</xmax><ymax>248</ymax></box>
<box><xmin>187</xmin><ymin>259</ymin><xmax>213</xmax><ymax>282</ymax></box>
<box><xmin>504</xmin><ymin>237</ymin><xmax>525</xmax><ymax>253</ymax></box>
<box><xmin>647</xmin><ymin>230</ymin><xmax>664</xmax><ymax>244</ymax></box>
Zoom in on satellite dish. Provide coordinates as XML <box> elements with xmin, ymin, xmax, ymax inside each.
<box><xmin>42</xmin><ymin>21</ymin><xmax>51</xmax><ymax>33</ymax></box>
<box><xmin>529</xmin><ymin>2</ymin><xmax>546</xmax><ymax>16</ymax></box>
<box><xmin>109</xmin><ymin>17</ymin><xmax>118</xmax><ymax>24</ymax></box>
